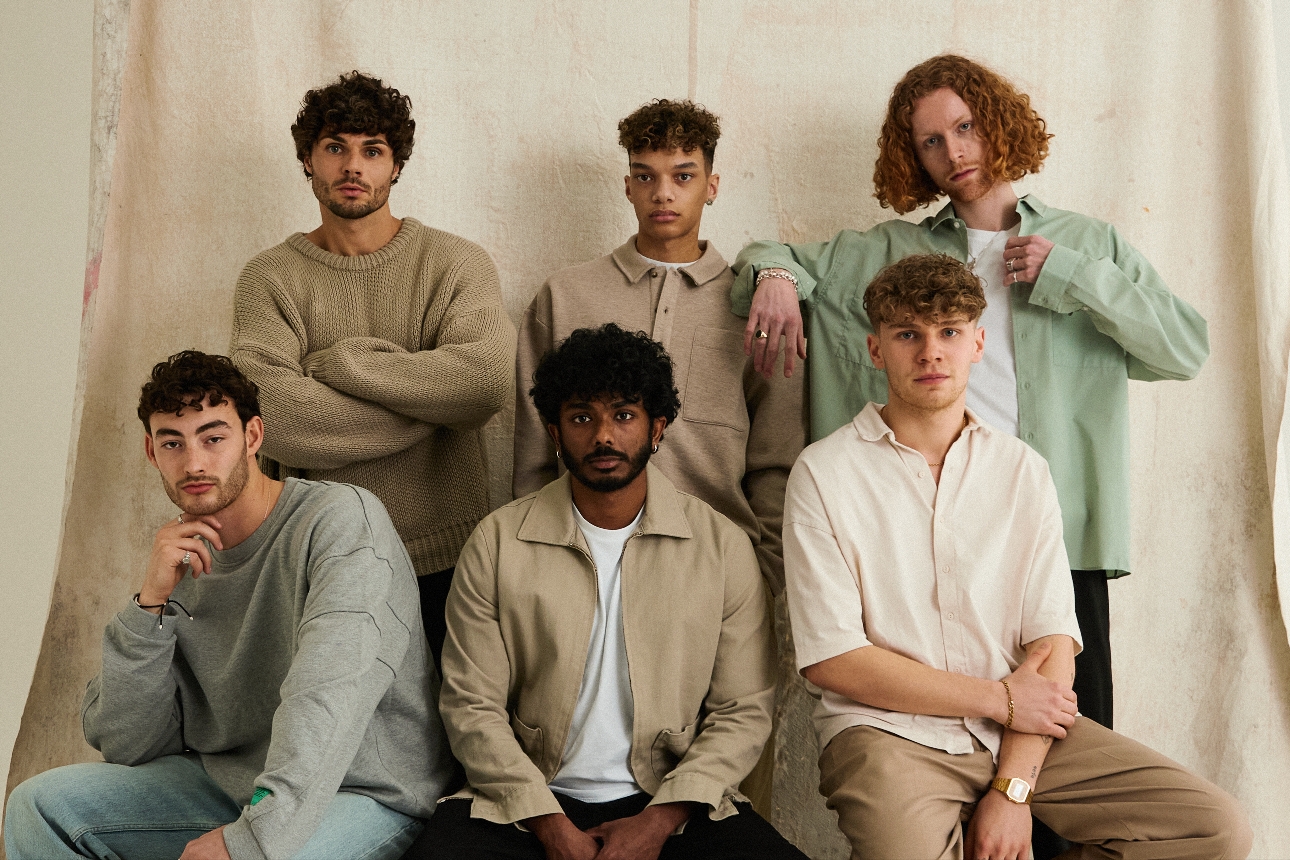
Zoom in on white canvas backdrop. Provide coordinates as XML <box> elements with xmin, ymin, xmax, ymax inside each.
<box><xmin>6</xmin><ymin>1</ymin><xmax>1290</xmax><ymax>856</ymax></box>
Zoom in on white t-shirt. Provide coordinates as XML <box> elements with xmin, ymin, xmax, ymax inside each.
<box><xmin>637</xmin><ymin>253</ymin><xmax>689</xmax><ymax>271</ymax></box>
<box><xmin>965</xmin><ymin>225</ymin><xmax>1021</xmax><ymax>437</ymax></box>
<box><xmin>548</xmin><ymin>504</ymin><xmax>644</xmax><ymax>801</ymax></box>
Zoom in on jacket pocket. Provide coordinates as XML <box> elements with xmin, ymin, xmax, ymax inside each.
<box><xmin>511</xmin><ymin>713</ymin><xmax>544</xmax><ymax>766</ymax></box>
<box><xmin>650</xmin><ymin>721</ymin><xmax>698</xmax><ymax>782</ymax></box>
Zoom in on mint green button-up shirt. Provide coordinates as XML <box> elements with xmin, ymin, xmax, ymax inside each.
<box><xmin>732</xmin><ymin>196</ymin><xmax>1209</xmax><ymax>577</ymax></box>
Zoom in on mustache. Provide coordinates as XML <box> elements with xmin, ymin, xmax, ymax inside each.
<box><xmin>332</xmin><ymin>177</ymin><xmax>372</xmax><ymax>191</ymax></box>
<box><xmin>582</xmin><ymin>445</ymin><xmax>628</xmax><ymax>463</ymax></box>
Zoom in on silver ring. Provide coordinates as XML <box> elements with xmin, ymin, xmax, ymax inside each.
<box><xmin>177</xmin><ymin>513</ymin><xmax>184</xmax><ymax>524</ymax></box>
<box><xmin>1006</xmin><ymin>259</ymin><xmax>1014</xmax><ymax>272</ymax></box>
<box><xmin>755</xmin><ymin>329</ymin><xmax>769</xmax><ymax>339</ymax></box>
<box><xmin>182</xmin><ymin>551</ymin><xmax>191</xmax><ymax>566</ymax></box>
<box><xmin>1012</xmin><ymin>271</ymin><xmax>1019</xmax><ymax>284</ymax></box>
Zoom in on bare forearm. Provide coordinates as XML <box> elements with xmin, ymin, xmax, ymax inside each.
<box><xmin>804</xmin><ymin>645</ymin><xmax>1008</xmax><ymax>723</ymax></box>
<box><xmin>995</xmin><ymin>635</ymin><xmax>1076</xmax><ymax>781</ymax></box>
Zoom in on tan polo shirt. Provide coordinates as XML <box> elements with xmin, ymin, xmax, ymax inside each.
<box><xmin>513</xmin><ymin>238</ymin><xmax>806</xmax><ymax>594</ymax></box>
<box><xmin>783</xmin><ymin>403</ymin><xmax>1082</xmax><ymax>759</ymax></box>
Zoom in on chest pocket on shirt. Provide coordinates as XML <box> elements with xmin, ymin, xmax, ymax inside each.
<box><xmin>681</xmin><ymin>327</ymin><xmax>749</xmax><ymax>432</ymax></box>
<box><xmin>1050</xmin><ymin>311</ymin><xmax>1125</xmax><ymax>369</ymax></box>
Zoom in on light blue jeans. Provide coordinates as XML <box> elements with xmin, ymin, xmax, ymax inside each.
<box><xmin>4</xmin><ymin>754</ymin><xmax>423</xmax><ymax>859</ymax></box>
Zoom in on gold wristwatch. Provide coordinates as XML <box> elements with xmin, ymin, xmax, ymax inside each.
<box><xmin>991</xmin><ymin>776</ymin><xmax>1033</xmax><ymax>804</ymax></box>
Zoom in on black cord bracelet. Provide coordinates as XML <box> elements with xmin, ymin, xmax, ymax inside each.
<box><xmin>132</xmin><ymin>593</ymin><xmax>194</xmax><ymax>628</ymax></box>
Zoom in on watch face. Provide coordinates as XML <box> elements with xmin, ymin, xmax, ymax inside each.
<box><xmin>1006</xmin><ymin>779</ymin><xmax>1031</xmax><ymax>803</ymax></box>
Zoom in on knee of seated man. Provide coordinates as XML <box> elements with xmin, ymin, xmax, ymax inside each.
<box><xmin>1201</xmin><ymin>787</ymin><xmax>1253</xmax><ymax>859</ymax></box>
<box><xmin>4</xmin><ymin>764</ymin><xmax>97</xmax><ymax>838</ymax></box>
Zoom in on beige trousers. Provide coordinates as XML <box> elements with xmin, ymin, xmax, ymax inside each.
<box><xmin>818</xmin><ymin>717</ymin><xmax>1251</xmax><ymax>860</ymax></box>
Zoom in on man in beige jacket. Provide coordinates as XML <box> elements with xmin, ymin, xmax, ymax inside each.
<box><xmin>408</xmin><ymin>325</ymin><xmax>808</xmax><ymax>860</ymax></box>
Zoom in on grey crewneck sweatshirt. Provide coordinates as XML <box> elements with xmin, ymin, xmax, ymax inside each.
<box><xmin>82</xmin><ymin>479</ymin><xmax>452</xmax><ymax>859</ymax></box>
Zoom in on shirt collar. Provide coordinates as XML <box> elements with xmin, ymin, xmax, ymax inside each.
<box><xmin>852</xmin><ymin>401</ymin><xmax>985</xmax><ymax>443</ymax></box>
<box><xmin>610</xmin><ymin>237</ymin><xmax>729</xmax><ymax>287</ymax></box>
<box><xmin>516</xmin><ymin>462</ymin><xmax>693</xmax><ymax>547</ymax></box>
<box><xmin>926</xmin><ymin>194</ymin><xmax>1048</xmax><ymax>232</ymax></box>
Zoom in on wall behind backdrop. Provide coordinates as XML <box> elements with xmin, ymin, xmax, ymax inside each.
<box><xmin>4</xmin><ymin>1</ymin><xmax>1290</xmax><ymax>857</ymax></box>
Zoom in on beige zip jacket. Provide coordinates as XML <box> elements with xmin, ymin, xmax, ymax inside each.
<box><xmin>440</xmin><ymin>465</ymin><xmax>775</xmax><ymax>825</ymax></box>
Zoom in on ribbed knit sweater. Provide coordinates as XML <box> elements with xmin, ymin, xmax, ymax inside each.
<box><xmin>231</xmin><ymin>218</ymin><xmax>515</xmax><ymax>575</ymax></box>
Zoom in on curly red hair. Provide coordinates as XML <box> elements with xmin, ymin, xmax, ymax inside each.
<box><xmin>873</xmin><ymin>55</ymin><xmax>1052</xmax><ymax>214</ymax></box>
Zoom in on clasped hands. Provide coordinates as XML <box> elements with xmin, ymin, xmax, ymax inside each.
<box><xmin>526</xmin><ymin>802</ymin><xmax>695</xmax><ymax>860</ymax></box>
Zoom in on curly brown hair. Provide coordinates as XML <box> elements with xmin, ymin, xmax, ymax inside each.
<box><xmin>291</xmin><ymin>71</ymin><xmax>415</xmax><ymax>184</ymax></box>
<box><xmin>138</xmin><ymin>351</ymin><xmax>261</xmax><ymax>430</ymax></box>
<box><xmin>618</xmin><ymin>99</ymin><xmax>721</xmax><ymax>170</ymax></box>
<box><xmin>873</xmin><ymin>55</ymin><xmax>1051</xmax><ymax>214</ymax></box>
<box><xmin>864</xmin><ymin>254</ymin><xmax>986</xmax><ymax>328</ymax></box>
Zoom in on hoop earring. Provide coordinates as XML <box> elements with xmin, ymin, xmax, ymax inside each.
<box><xmin>651</xmin><ymin>444</ymin><xmax>659</xmax><ymax>454</ymax></box>
<box><xmin>555</xmin><ymin>449</ymin><xmax>562</xmax><ymax>460</ymax></box>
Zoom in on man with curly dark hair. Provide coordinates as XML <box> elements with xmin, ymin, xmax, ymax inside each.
<box><xmin>5</xmin><ymin>351</ymin><xmax>454</xmax><ymax>860</ymax></box>
<box><xmin>407</xmin><ymin>324</ymin><xmax>808</xmax><ymax>860</ymax></box>
<box><xmin>782</xmin><ymin>256</ymin><xmax>1248</xmax><ymax>860</ymax></box>
<box><xmin>730</xmin><ymin>60</ymin><xmax>1208</xmax><ymax>848</ymax></box>
<box><xmin>230</xmin><ymin>71</ymin><xmax>515</xmax><ymax>670</ymax></box>
<box><xmin>513</xmin><ymin>99</ymin><xmax>804</xmax><ymax>816</ymax></box>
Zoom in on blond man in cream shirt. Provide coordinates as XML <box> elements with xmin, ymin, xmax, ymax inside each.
<box><xmin>783</xmin><ymin>254</ymin><xmax>1249</xmax><ymax>860</ymax></box>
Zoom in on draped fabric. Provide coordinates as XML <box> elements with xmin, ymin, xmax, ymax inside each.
<box><xmin>6</xmin><ymin>2</ymin><xmax>1289</xmax><ymax>856</ymax></box>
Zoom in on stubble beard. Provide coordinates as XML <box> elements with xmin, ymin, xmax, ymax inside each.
<box><xmin>889</xmin><ymin>375</ymin><xmax>967</xmax><ymax>418</ymax></box>
<box><xmin>567</xmin><ymin>440</ymin><xmax>652</xmax><ymax>493</ymax></box>
<box><xmin>313</xmin><ymin>175</ymin><xmax>392</xmax><ymax>221</ymax></box>
<box><xmin>163</xmin><ymin>450</ymin><xmax>251</xmax><ymax>518</ymax></box>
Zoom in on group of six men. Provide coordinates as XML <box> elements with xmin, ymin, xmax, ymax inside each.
<box><xmin>6</xmin><ymin>55</ymin><xmax>1251</xmax><ymax>860</ymax></box>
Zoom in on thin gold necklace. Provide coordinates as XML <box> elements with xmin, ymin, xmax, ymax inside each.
<box><xmin>966</xmin><ymin>229</ymin><xmax>1006</xmax><ymax>273</ymax></box>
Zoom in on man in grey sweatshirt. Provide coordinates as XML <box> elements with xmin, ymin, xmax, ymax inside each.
<box><xmin>4</xmin><ymin>351</ymin><xmax>453</xmax><ymax>860</ymax></box>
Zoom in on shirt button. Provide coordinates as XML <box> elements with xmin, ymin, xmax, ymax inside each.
<box><xmin>947</xmin><ymin>612</ymin><xmax>955</xmax><ymax>620</ymax></box>
<box><xmin>918</xmin><ymin>470</ymin><xmax>925</xmax><ymax>478</ymax></box>
<box><xmin>942</xmin><ymin>565</ymin><xmax>950</xmax><ymax>573</ymax></box>
<box><xmin>1023</xmin><ymin>382</ymin><xmax>1032</xmax><ymax>390</ymax></box>
<box><xmin>1025</xmin><ymin>432</ymin><xmax>1035</xmax><ymax>441</ymax></box>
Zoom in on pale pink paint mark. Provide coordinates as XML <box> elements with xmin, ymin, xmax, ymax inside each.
<box><xmin>83</xmin><ymin>251</ymin><xmax>101</xmax><ymax>314</ymax></box>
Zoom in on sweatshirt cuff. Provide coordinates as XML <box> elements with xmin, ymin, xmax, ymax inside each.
<box><xmin>115</xmin><ymin>602</ymin><xmax>181</xmax><ymax>639</ymax></box>
<box><xmin>220</xmin><ymin>815</ymin><xmax>267</xmax><ymax>860</ymax></box>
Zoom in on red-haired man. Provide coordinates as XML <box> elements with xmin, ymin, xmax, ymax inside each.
<box><xmin>733</xmin><ymin>52</ymin><xmax>1206</xmax><ymax>746</ymax></box>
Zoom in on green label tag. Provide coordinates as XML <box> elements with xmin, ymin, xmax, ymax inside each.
<box><xmin>251</xmin><ymin>787</ymin><xmax>273</xmax><ymax>806</ymax></box>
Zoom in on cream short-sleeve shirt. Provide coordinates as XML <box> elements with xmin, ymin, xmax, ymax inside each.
<box><xmin>783</xmin><ymin>403</ymin><xmax>1082</xmax><ymax>759</ymax></box>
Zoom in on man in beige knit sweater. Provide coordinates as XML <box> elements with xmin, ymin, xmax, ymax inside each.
<box><xmin>231</xmin><ymin>71</ymin><xmax>514</xmax><ymax>666</ymax></box>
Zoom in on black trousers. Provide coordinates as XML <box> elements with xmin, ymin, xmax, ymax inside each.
<box><xmin>417</xmin><ymin>567</ymin><xmax>455</xmax><ymax>674</ymax></box>
<box><xmin>403</xmin><ymin>794</ymin><xmax>809</xmax><ymax>860</ymax></box>
<box><xmin>417</xmin><ymin>567</ymin><xmax>466</xmax><ymax>794</ymax></box>
<box><xmin>1032</xmin><ymin>570</ymin><xmax>1113</xmax><ymax>860</ymax></box>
